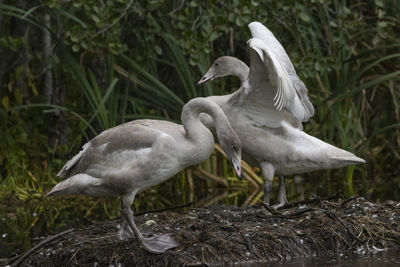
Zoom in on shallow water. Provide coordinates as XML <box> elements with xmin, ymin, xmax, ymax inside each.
<box><xmin>229</xmin><ymin>250</ymin><xmax>400</xmax><ymax>267</ymax></box>
<box><xmin>268</xmin><ymin>249</ymin><xmax>400</xmax><ymax>267</ymax></box>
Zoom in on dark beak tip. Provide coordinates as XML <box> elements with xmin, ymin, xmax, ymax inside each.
<box><xmin>237</xmin><ymin>174</ymin><xmax>243</xmax><ymax>180</ymax></box>
<box><xmin>198</xmin><ymin>75</ymin><xmax>211</xmax><ymax>85</ymax></box>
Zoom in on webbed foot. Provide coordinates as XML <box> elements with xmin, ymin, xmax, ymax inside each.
<box><xmin>117</xmin><ymin>219</ymin><xmax>134</xmax><ymax>241</ymax></box>
<box><xmin>140</xmin><ymin>233</ymin><xmax>179</xmax><ymax>254</ymax></box>
<box><xmin>271</xmin><ymin>201</ymin><xmax>287</xmax><ymax>210</ymax></box>
<box><xmin>272</xmin><ymin>176</ymin><xmax>288</xmax><ymax>210</ymax></box>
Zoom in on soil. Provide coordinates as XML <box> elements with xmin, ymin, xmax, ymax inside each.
<box><xmin>6</xmin><ymin>196</ymin><xmax>400</xmax><ymax>266</ymax></box>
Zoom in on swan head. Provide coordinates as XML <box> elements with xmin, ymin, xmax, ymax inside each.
<box><xmin>198</xmin><ymin>56</ymin><xmax>248</xmax><ymax>84</ymax></box>
<box><xmin>218</xmin><ymin>128</ymin><xmax>242</xmax><ymax>180</ymax></box>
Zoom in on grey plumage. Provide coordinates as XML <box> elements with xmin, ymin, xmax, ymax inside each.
<box><xmin>47</xmin><ymin>97</ymin><xmax>242</xmax><ymax>254</ymax></box>
<box><xmin>198</xmin><ymin>21</ymin><xmax>365</xmax><ymax>209</ymax></box>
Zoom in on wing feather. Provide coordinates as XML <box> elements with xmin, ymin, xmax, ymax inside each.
<box><xmin>57</xmin><ymin>121</ymin><xmax>167</xmax><ymax>179</ymax></box>
<box><xmin>245</xmin><ymin>37</ymin><xmax>298</xmax><ymax>118</ymax></box>
<box><xmin>248</xmin><ymin>22</ymin><xmax>314</xmax><ymax>121</ymax></box>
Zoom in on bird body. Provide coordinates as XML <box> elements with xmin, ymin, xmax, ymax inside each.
<box><xmin>47</xmin><ymin>97</ymin><xmax>242</xmax><ymax>254</ymax></box>
<box><xmin>210</xmin><ymin>98</ymin><xmax>363</xmax><ymax>176</ymax></box>
<box><xmin>52</xmin><ymin>122</ymin><xmax>186</xmax><ymax>196</ymax></box>
<box><xmin>198</xmin><ymin>21</ymin><xmax>365</xmax><ymax>209</ymax></box>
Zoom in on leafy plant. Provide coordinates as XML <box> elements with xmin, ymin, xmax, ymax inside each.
<box><xmin>0</xmin><ymin>0</ymin><xmax>400</xmax><ymax>257</ymax></box>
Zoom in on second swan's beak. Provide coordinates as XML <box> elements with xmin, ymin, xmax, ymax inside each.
<box><xmin>197</xmin><ymin>71</ymin><xmax>215</xmax><ymax>84</ymax></box>
<box><xmin>232</xmin><ymin>158</ymin><xmax>242</xmax><ymax>180</ymax></box>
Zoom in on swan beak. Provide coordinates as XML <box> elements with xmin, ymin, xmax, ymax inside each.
<box><xmin>232</xmin><ymin>158</ymin><xmax>242</xmax><ymax>180</ymax></box>
<box><xmin>197</xmin><ymin>73</ymin><xmax>215</xmax><ymax>84</ymax></box>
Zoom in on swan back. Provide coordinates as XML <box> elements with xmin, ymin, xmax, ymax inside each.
<box><xmin>48</xmin><ymin>98</ymin><xmax>242</xmax><ymax>197</ymax></box>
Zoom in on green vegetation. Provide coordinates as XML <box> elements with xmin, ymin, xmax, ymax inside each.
<box><xmin>0</xmin><ymin>0</ymin><xmax>399</xmax><ymax>257</ymax></box>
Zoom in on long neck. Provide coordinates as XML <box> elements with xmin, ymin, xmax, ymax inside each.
<box><xmin>229</xmin><ymin>57</ymin><xmax>250</xmax><ymax>84</ymax></box>
<box><xmin>181</xmin><ymin>97</ymin><xmax>231</xmax><ymax>165</ymax></box>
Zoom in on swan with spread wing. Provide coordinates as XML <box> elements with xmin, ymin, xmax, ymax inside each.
<box><xmin>198</xmin><ymin>22</ymin><xmax>364</xmax><ymax>209</ymax></box>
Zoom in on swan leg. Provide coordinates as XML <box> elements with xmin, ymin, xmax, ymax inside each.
<box><xmin>271</xmin><ymin>176</ymin><xmax>288</xmax><ymax>210</ymax></box>
<box><xmin>118</xmin><ymin>197</ymin><xmax>134</xmax><ymax>240</ymax></box>
<box><xmin>263</xmin><ymin>180</ymin><xmax>272</xmax><ymax>204</ymax></box>
<box><xmin>260</xmin><ymin>162</ymin><xmax>275</xmax><ymax>207</ymax></box>
<box><xmin>121</xmin><ymin>192</ymin><xmax>178</xmax><ymax>254</ymax></box>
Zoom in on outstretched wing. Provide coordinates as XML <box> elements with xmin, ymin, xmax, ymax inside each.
<box><xmin>236</xmin><ymin>37</ymin><xmax>303</xmax><ymax>129</ymax></box>
<box><xmin>248</xmin><ymin>22</ymin><xmax>314</xmax><ymax>121</ymax></box>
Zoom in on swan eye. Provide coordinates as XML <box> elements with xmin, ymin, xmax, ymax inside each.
<box><xmin>215</xmin><ymin>62</ymin><xmax>220</xmax><ymax>67</ymax></box>
<box><xmin>232</xmin><ymin>145</ymin><xmax>237</xmax><ymax>151</ymax></box>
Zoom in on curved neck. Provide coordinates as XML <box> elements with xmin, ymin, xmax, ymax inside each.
<box><xmin>229</xmin><ymin>57</ymin><xmax>250</xmax><ymax>84</ymax></box>
<box><xmin>181</xmin><ymin>98</ymin><xmax>230</xmax><ymax>141</ymax></box>
<box><xmin>180</xmin><ymin>98</ymin><xmax>233</xmax><ymax>168</ymax></box>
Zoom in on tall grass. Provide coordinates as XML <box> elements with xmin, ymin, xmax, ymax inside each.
<box><xmin>276</xmin><ymin>1</ymin><xmax>400</xmax><ymax>196</ymax></box>
<box><xmin>0</xmin><ymin>3</ymin><xmax>255</xmax><ymax>205</ymax></box>
<box><xmin>1</xmin><ymin>0</ymin><xmax>399</xmax><ymax>206</ymax></box>
<box><xmin>295</xmin><ymin>2</ymin><xmax>399</xmax><ymax>152</ymax></box>
<box><xmin>1</xmin><ymin>1</ymin><xmax>399</xmax><ymax>257</ymax></box>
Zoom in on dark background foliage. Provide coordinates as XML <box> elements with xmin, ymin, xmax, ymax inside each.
<box><xmin>0</xmin><ymin>0</ymin><xmax>399</xmax><ymax>257</ymax></box>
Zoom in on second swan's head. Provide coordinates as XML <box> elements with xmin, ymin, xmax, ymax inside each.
<box><xmin>198</xmin><ymin>56</ymin><xmax>245</xmax><ymax>84</ymax></box>
<box><xmin>218</xmin><ymin>125</ymin><xmax>242</xmax><ymax>180</ymax></box>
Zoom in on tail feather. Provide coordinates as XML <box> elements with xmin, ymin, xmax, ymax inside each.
<box><xmin>329</xmin><ymin>153</ymin><xmax>366</xmax><ymax>169</ymax></box>
<box><xmin>46</xmin><ymin>174</ymin><xmax>102</xmax><ymax>197</ymax></box>
<box><xmin>340</xmin><ymin>155</ymin><xmax>365</xmax><ymax>164</ymax></box>
<box><xmin>57</xmin><ymin>143</ymin><xmax>90</xmax><ymax>178</ymax></box>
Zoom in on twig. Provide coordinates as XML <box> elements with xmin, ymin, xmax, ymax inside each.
<box><xmin>242</xmin><ymin>172</ymin><xmax>258</xmax><ymax>189</ymax></box>
<box><xmin>11</xmin><ymin>228</ymin><xmax>75</xmax><ymax>266</ymax></box>
<box><xmin>340</xmin><ymin>195</ymin><xmax>360</xmax><ymax>208</ymax></box>
<box><xmin>241</xmin><ymin>161</ymin><xmax>263</xmax><ymax>185</ymax></box>
<box><xmin>321</xmin><ymin>209</ymin><xmax>365</xmax><ymax>243</ymax></box>
<box><xmin>275</xmin><ymin>206</ymin><xmax>364</xmax><ymax>243</ymax></box>
<box><xmin>191</xmin><ymin>16</ymin><xmax>200</xmax><ymax>31</ymax></box>
<box><xmin>197</xmin><ymin>191</ymin><xmax>228</xmax><ymax>208</ymax></box>
<box><xmin>187</xmin><ymin>169</ymin><xmax>194</xmax><ymax>203</ymax></box>
<box><xmin>169</xmin><ymin>0</ymin><xmax>185</xmax><ymax>16</ymax></box>
<box><xmin>278</xmin><ymin>193</ymin><xmax>342</xmax><ymax>210</ymax></box>
<box><xmin>241</xmin><ymin>187</ymin><xmax>259</xmax><ymax>208</ymax></box>
<box><xmin>262</xmin><ymin>203</ymin><xmax>282</xmax><ymax>215</ymax></box>
<box><xmin>134</xmin><ymin>202</ymin><xmax>193</xmax><ymax>216</ymax></box>
<box><xmin>194</xmin><ymin>167</ymin><xmax>228</xmax><ymax>188</ymax></box>
<box><xmin>96</xmin><ymin>0</ymin><xmax>133</xmax><ymax>35</ymax></box>
<box><xmin>271</xmin><ymin>207</ymin><xmax>316</xmax><ymax>218</ymax></box>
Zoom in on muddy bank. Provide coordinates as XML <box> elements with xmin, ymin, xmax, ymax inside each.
<box><xmin>6</xmin><ymin>197</ymin><xmax>400</xmax><ymax>266</ymax></box>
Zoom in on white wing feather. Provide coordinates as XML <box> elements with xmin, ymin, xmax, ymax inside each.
<box><xmin>248</xmin><ymin>22</ymin><xmax>315</xmax><ymax>121</ymax></box>
<box><xmin>248</xmin><ymin>38</ymin><xmax>296</xmax><ymax>113</ymax></box>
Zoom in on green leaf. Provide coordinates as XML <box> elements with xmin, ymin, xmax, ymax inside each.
<box><xmin>375</xmin><ymin>0</ymin><xmax>384</xmax><ymax>8</ymax></box>
<box><xmin>299</xmin><ymin>11</ymin><xmax>311</xmax><ymax>23</ymax></box>
<box><xmin>70</xmin><ymin>34</ymin><xmax>79</xmax><ymax>42</ymax></box>
<box><xmin>20</xmin><ymin>5</ymin><xmax>40</xmax><ymax>19</ymax></box>
<box><xmin>54</xmin><ymin>7</ymin><xmax>87</xmax><ymax>29</ymax></box>
<box><xmin>2</xmin><ymin>96</ymin><xmax>10</xmax><ymax>109</ymax></box>
<box><xmin>91</xmin><ymin>15</ymin><xmax>100</xmax><ymax>23</ymax></box>
<box><xmin>71</xmin><ymin>44</ymin><xmax>80</xmax><ymax>52</ymax></box>
<box><xmin>209</xmin><ymin>32</ymin><xmax>219</xmax><ymax>42</ymax></box>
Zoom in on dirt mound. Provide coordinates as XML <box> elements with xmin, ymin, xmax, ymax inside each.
<box><xmin>7</xmin><ymin>197</ymin><xmax>400</xmax><ymax>266</ymax></box>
